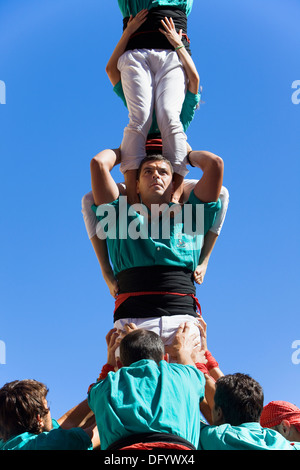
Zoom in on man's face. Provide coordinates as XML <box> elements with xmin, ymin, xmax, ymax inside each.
<box><xmin>136</xmin><ymin>160</ymin><xmax>174</xmax><ymax>204</ymax></box>
<box><xmin>39</xmin><ymin>398</ymin><xmax>53</xmax><ymax>432</ymax></box>
<box><xmin>211</xmin><ymin>400</ymin><xmax>224</xmax><ymax>426</ymax></box>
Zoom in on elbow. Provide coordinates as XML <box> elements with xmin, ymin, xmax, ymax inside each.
<box><xmin>209</xmin><ymin>154</ymin><xmax>224</xmax><ymax>176</ymax></box>
<box><xmin>208</xmin><ymin>156</ymin><xmax>224</xmax><ymax>201</ymax></box>
<box><xmin>105</xmin><ymin>63</ymin><xmax>111</xmax><ymax>77</ymax></box>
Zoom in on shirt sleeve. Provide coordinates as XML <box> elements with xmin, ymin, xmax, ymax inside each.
<box><xmin>113</xmin><ymin>80</ymin><xmax>127</xmax><ymax>108</ymax></box>
<box><xmin>180</xmin><ymin>90</ymin><xmax>201</xmax><ymax>132</ymax></box>
<box><xmin>19</xmin><ymin>426</ymin><xmax>93</xmax><ymax>450</ymax></box>
<box><xmin>81</xmin><ymin>191</ymin><xmax>97</xmax><ymax>239</ymax></box>
<box><xmin>209</xmin><ymin>186</ymin><xmax>229</xmax><ymax>235</ymax></box>
<box><xmin>187</xmin><ymin>190</ymin><xmax>222</xmax><ymax>236</ymax></box>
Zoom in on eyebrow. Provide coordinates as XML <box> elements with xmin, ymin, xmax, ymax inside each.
<box><xmin>142</xmin><ymin>165</ymin><xmax>169</xmax><ymax>172</ymax></box>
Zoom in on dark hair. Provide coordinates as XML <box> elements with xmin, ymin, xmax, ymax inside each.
<box><xmin>120</xmin><ymin>329</ymin><xmax>165</xmax><ymax>367</ymax></box>
<box><xmin>0</xmin><ymin>380</ymin><xmax>49</xmax><ymax>441</ymax></box>
<box><xmin>214</xmin><ymin>373</ymin><xmax>264</xmax><ymax>426</ymax></box>
<box><xmin>137</xmin><ymin>155</ymin><xmax>174</xmax><ymax>181</ymax></box>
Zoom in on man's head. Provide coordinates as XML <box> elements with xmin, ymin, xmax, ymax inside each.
<box><xmin>0</xmin><ymin>379</ymin><xmax>52</xmax><ymax>441</ymax></box>
<box><xmin>136</xmin><ymin>155</ymin><xmax>174</xmax><ymax>206</ymax></box>
<box><xmin>212</xmin><ymin>373</ymin><xmax>264</xmax><ymax>426</ymax></box>
<box><xmin>119</xmin><ymin>328</ymin><xmax>165</xmax><ymax>367</ymax></box>
<box><xmin>260</xmin><ymin>401</ymin><xmax>300</xmax><ymax>442</ymax></box>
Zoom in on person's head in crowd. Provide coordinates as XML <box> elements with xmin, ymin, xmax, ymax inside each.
<box><xmin>211</xmin><ymin>373</ymin><xmax>264</xmax><ymax>426</ymax></box>
<box><xmin>119</xmin><ymin>328</ymin><xmax>165</xmax><ymax>367</ymax></box>
<box><xmin>260</xmin><ymin>401</ymin><xmax>300</xmax><ymax>442</ymax></box>
<box><xmin>0</xmin><ymin>379</ymin><xmax>52</xmax><ymax>442</ymax></box>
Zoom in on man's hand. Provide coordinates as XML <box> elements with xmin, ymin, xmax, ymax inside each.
<box><xmin>165</xmin><ymin>322</ymin><xmax>200</xmax><ymax>365</ymax></box>
<box><xmin>106</xmin><ymin>328</ymin><xmax>121</xmax><ymax>367</ymax></box>
<box><xmin>193</xmin><ymin>263</ymin><xmax>208</xmax><ymax>285</ymax></box>
<box><xmin>191</xmin><ymin>317</ymin><xmax>208</xmax><ymax>364</ymax></box>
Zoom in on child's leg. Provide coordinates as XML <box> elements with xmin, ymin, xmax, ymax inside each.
<box><xmin>117</xmin><ymin>50</ymin><xmax>155</xmax><ymax>175</ymax></box>
<box><xmin>154</xmin><ymin>51</ymin><xmax>188</xmax><ymax>192</ymax></box>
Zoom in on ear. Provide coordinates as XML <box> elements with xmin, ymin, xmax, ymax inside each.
<box><xmin>36</xmin><ymin>414</ymin><xmax>44</xmax><ymax>429</ymax></box>
<box><xmin>213</xmin><ymin>405</ymin><xmax>224</xmax><ymax>425</ymax></box>
<box><xmin>216</xmin><ymin>406</ymin><xmax>224</xmax><ymax>422</ymax></box>
<box><xmin>279</xmin><ymin>419</ymin><xmax>292</xmax><ymax>437</ymax></box>
<box><xmin>136</xmin><ymin>179</ymin><xmax>140</xmax><ymax>195</ymax></box>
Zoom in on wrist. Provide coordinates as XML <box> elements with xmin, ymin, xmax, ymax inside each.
<box><xmin>204</xmin><ymin>351</ymin><xmax>219</xmax><ymax>370</ymax></box>
<box><xmin>176</xmin><ymin>350</ymin><xmax>194</xmax><ymax>365</ymax></box>
<box><xmin>175</xmin><ymin>44</ymin><xmax>185</xmax><ymax>51</ymax></box>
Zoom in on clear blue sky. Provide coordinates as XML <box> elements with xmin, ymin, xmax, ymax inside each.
<box><xmin>1</xmin><ymin>0</ymin><xmax>299</xmax><ymax>420</ymax></box>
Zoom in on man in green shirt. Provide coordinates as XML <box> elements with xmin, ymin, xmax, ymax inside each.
<box><xmin>88</xmin><ymin>322</ymin><xmax>205</xmax><ymax>450</ymax></box>
<box><xmin>199</xmin><ymin>373</ymin><xmax>297</xmax><ymax>450</ymax></box>
<box><xmin>260</xmin><ymin>400</ymin><xmax>300</xmax><ymax>449</ymax></box>
<box><xmin>91</xmin><ymin>148</ymin><xmax>223</xmax><ymax>347</ymax></box>
<box><xmin>0</xmin><ymin>379</ymin><xmax>99</xmax><ymax>450</ymax></box>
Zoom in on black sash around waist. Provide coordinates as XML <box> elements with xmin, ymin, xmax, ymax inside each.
<box><xmin>114</xmin><ymin>265</ymin><xmax>198</xmax><ymax>321</ymax></box>
<box><xmin>123</xmin><ymin>7</ymin><xmax>191</xmax><ymax>55</ymax></box>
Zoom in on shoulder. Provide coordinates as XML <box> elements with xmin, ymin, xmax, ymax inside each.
<box><xmin>186</xmin><ymin>190</ymin><xmax>221</xmax><ymax>211</ymax></box>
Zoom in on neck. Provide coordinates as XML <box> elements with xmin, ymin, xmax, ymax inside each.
<box><xmin>140</xmin><ymin>194</ymin><xmax>171</xmax><ymax>210</ymax></box>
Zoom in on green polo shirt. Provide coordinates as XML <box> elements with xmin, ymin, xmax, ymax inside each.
<box><xmin>113</xmin><ymin>81</ymin><xmax>200</xmax><ymax>134</ymax></box>
<box><xmin>88</xmin><ymin>359</ymin><xmax>205</xmax><ymax>450</ymax></box>
<box><xmin>198</xmin><ymin>421</ymin><xmax>297</xmax><ymax>451</ymax></box>
<box><xmin>0</xmin><ymin>419</ymin><xmax>93</xmax><ymax>451</ymax></box>
<box><xmin>93</xmin><ymin>190</ymin><xmax>221</xmax><ymax>276</ymax></box>
<box><xmin>118</xmin><ymin>0</ymin><xmax>193</xmax><ymax>18</ymax></box>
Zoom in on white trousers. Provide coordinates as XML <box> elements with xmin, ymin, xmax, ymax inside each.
<box><xmin>118</xmin><ymin>49</ymin><xmax>188</xmax><ymax>176</ymax></box>
<box><xmin>114</xmin><ymin>314</ymin><xmax>201</xmax><ymax>361</ymax></box>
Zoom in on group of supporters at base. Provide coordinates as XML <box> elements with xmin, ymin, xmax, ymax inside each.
<box><xmin>1</xmin><ymin>321</ymin><xmax>299</xmax><ymax>451</ymax></box>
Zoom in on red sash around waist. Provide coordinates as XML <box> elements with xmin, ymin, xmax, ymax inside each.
<box><xmin>114</xmin><ymin>291</ymin><xmax>201</xmax><ymax>316</ymax></box>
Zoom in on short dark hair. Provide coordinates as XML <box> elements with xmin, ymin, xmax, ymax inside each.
<box><xmin>0</xmin><ymin>380</ymin><xmax>49</xmax><ymax>441</ymax></box>
<box><xmin>137</xmin><ymin>155</ymin><xmax>174</xmax><ymax>181</ymax></box>
<box><xmin>214</xmin><ymin>373</ymin><xmax>264</xmax><ymax>426</ymax></box>
<box><xmin>120</xmin><ymin>329</ymin><xmax>165</xmax><ymax>367</ymax></box>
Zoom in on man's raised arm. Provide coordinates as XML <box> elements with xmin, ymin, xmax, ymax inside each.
<box><xmin>188</xmin><ymin>150</ymin><xmax>224</xmax><ymax>203</ymax></box>
<box><xmin>90</xmin><ymin>148</ymin><xmax>121</xmax><ymax>205</ymax></box>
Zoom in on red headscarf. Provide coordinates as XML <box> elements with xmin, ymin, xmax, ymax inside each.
<box><xmin>260</xmin><ymin>401</ymin><xmax>300</xmax><ymax>432</ymax></box>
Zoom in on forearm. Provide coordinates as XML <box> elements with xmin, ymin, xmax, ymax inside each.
<box><xmin>198</xmin><ymin>231</ymin><xmax>218</xmax><ymax>266</ymax></box>
<box><xmin>106</xmin><ymin>10</ymin><xmax>148</xmax><ymax>86</ymax></box>
<box><xmin>91</xmin><ymin>236</ymin><xmax>112</xmax><ymax>274</ymax></box>
<box><xmin>57</xmin><ymin>399</ymin><xmax>94</xmax><ymax>429</ymax></box>
<box><xmin>176</xmin><ymin>45</ymin><xmax>199</xmax><ymax>94</ymax></box>
<box><xmin>105</xmin><ymin>29</ymin><xmax>132</xmax><ymax>86</ymax></box>
<box><xmin>204</xmin><ymin>374</ymin><xmax>216</xmax><ymax>411</ymax></box>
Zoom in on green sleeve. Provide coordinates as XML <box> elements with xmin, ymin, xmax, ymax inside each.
<box><xmin>113</xmin><ymin>80</ymin><xmax>128</xmax><ymax>108</ymax></box>
<box><xmin>21</xmin><ymin>427</ymin><xmax>93</xmax><ymax>451</ymax></box>
<box><xmin>180</xmin><ymin>90</ymin><xmax>201</xmax><ymax>132</ymax></box>
<box><xmin>188</xmin><ymin>190</ymin><xmax>221</xmax><ymax>236</ymax></box>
